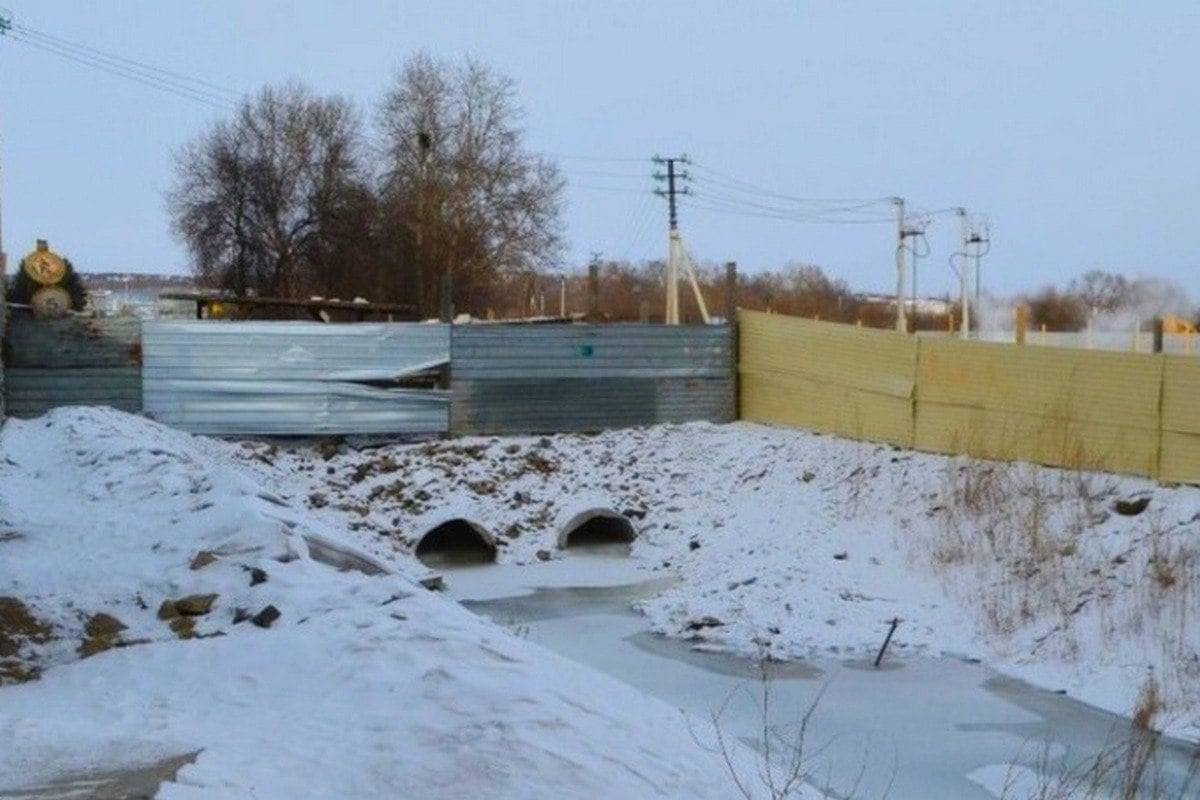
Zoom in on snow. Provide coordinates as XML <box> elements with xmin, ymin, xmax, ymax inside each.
<box><xmin>2</xmin><ymin>405</ymin><xmax>1198</xmax><ymax>796</ymax></box>
<box><xmin>0</xmin><ymin>408</ymin><xmax>785</xmax><ymax>799</ymax></box>
<box><xmin>254</xmin><ymin>420</ymin><xmax>1200</xmax><ymax>740</ymax></box>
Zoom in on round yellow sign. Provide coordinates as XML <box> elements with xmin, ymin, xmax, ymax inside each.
<box><xmin>22</xmin><ymin>246</ymin><xmax>67</xmax><ymax>286</ymax></box>
<box><xmin>30</xmin><ymin>286</ymin><xmax>72</xmax><ymax>318</ymax></box>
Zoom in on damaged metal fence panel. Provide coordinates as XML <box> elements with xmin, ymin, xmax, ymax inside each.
<box><xmin>142</xmin><ymin>321</ymin><xmax>449</xmax><ymax>435</ymax></box>
<box><xmin>451</xmin><ymin>324</ymin><xmax>734</xmax><ymax>435</ymax></box>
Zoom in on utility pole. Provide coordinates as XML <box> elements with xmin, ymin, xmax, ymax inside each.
<box><xmin>956</xmin><ymin>208</ymin><xmax>970</xmax><ymax>339</ymax></box>
<box><xmin>893</xmin><ymin>198</ymin><xmax>906</xmax><ymax>333</ymax></box>
<box><xmin>653</xmin><ymin>155</ymin><xmax>690</xmax><ymax>325</ymax></box>
<box><xmin>972</xmin><ymin>220</ymin><xmax>990</xmax><ymax>317</ymax></box>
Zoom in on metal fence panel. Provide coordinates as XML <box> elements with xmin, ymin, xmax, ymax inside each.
<box><xmin>451</xmin><ymin>324</ymin><xmax>734</xmax><ymax>435</ymax></box>
<box><xmin>738</xmin><ymin>310</ymin><xmax>918</xmax><ymax>447</ymax></box>
<box><xmin>915</xmin><ymin>336</ymin><xmax>1163</xmax><ymax>477</ymax></box>
<box><xmin>1160</xmin><ymin>355</ymin><xmax>1200</xmax><ymax>484</ymax></box>
<box><xmin>2</xmin><ymin>314</ymin><xmax>142</xmax><ymax>418</ymax></box>
<box><xmin>142</xmin><ymin>321</ymin><xmax>449</xmax><ymax>435</ymax></box>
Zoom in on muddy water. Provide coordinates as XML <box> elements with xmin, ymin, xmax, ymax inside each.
<box><xmin>452</xmin><ymin>553</ymin><xmax>1200</xmax><ymax>800</ymax></box>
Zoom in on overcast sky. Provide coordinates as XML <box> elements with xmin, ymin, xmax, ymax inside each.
<box><xmin>2</xmin><ymin>1</ymin><xmax>1198</xmax><ymax>301</ymax></box>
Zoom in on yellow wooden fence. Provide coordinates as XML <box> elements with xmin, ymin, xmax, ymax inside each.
<box><xmin>738</xmin><ymin>309</ymin><xmax>1198</xmax><ymax>484</ymax></box>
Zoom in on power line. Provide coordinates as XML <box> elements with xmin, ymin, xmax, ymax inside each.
<box><xmin>12</xmin><ymin>23</ymin><xmax>242</xmax><ymax>98</ymax></box>
<box><xmin>542</xmin><ymin>152</ymin><xmax>649</xmax><ymax>164</ymax></box>
<box><xmin>688</xmin><ymin>185</ymin><xmax>894</xmax><ymax>223</ymax></box>
<box><xmin>686</xmin><ymin>193</ymin><xmax>894</xmax><ymax>224</ymax></box>
<box><xmin>1</xmin><ymin>19</ymin><xmax>242</xmax><ymax>110</ymax></box>
<box><xmin>689</xmin><ymin>161</ymin><xmax>893</xmax><ymax>209</ymax></box>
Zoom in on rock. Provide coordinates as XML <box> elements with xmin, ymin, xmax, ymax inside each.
<box><xmin>251</xmin><ymin>605</ymin><xmax>281</xmax><ymax>629</ymax></box>
<box><xmin>685</xmin><ymin>616</ymin><xmax>725</xmax><ymax>631</ymax></box>
<box><xmin>174</xmin><ymin>594</ymin><xmax>218</xmax><ymax>616</ymax></box>
<box><xmin>249</xmin><ymin>568</ymin><xmax>268</xmax><ymax>587</ymax></box>
<box><xmin>157</xmin><ymin>600</ymin><xmax>180</xmax><ymax>620</ymax></box>
<box><xmin>536</xmin><ymin>549</ymin><xmax>551</xmax><ymax>562</ymax></box>
<box><xmin>189</xmin><ymin>551</ymin><xmax>218</xmax><ymax>570</ymax></box>
<box><xmin>0</xmin><ymin>659</ymin><xmax>41</xmax><ymax>684</ymax></box>
<box><xmin>689</xmin><ymin>540</ymin><xmax>701</xmax><ymax>551</ymax></box>
<box><xmin>78</xmin><ymin>636</ymin><xmax>116</xmax><ymax>658</ymax></box>
<box><xmin>833</xmin><ymin>552</ymin><xmax>848</xmax><ymax>560</ymax></box>
<box><xmin>418</xmin><ymin>575</ymin><xmax>445</xmax><ymax>591</ymax></box>
<box><xmin>1115</xmin><ymin>496</ymin><xmax>1151</xmax><ymax>516</ymax></box>
<box><xmin>0</xmin><ymin>597</ymin><xmax>54</xmax><ymax>658</ymax></box>
<box><xmin>84</xmin><ymin>613</ymin><xmax>126</xmax><ymax>638</ymax></box>
<box><xmin>802</xmin><ymin>471</ymin><xmax>816</xmax><ymax>483</ymax></box>
<box><xmin>169</xmin><ymin>617</ymin><xmax>196</xmax><ymax>639</ymax></box>
<box><xmin>232</xmin><ymin>607</ymin><xmax>252</xmax><ymax>624</ymax></box>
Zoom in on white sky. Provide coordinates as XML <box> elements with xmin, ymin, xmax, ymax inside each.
<box><xmin>2</xmin><ymin>1</ymin><xmax>1198</xmax><ymax>301</ymax></box>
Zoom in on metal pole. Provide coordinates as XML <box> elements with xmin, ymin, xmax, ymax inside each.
<box><xmin>724</xmin><ymin>261</ymin><xmax>737</xmax><ymax>324</ymax></box>
<box><xmin>974</xmin><ymin>248</ymin><xmax>981</xmax><ymax>317</ymax></box>
<box><xmin>559</xmin><ymin>274</ymin><xmax>566</xmax><ymax>318</ymax></box>
<box><xmin>897</xmin><ymin>198</ymin><xmax>906</xmax><ymax>333</ymax></box>
<box><xmin>587</xmin><ymin>262</ymin><xmax>599</xmax><ymax>321</ymax></box>
<box><xmin>959</xmin><ymin>209</ymin><xmax>970</xmax><ymax>339</ymax></box>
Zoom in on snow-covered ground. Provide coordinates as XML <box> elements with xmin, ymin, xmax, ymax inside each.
<box><xmin>2</xmin><ymin>406</ymin><xmax>1198</xmax><ymax>797</ymax></box>
<box><xmin>0</xmin><ymin>408</ymin><xmax>786</xmax><ymax>799</ymax></box>
<box><xmin>254</xmin><ymin>419</ymin><xmax>1200</xmax><ymax>741</ymax></box>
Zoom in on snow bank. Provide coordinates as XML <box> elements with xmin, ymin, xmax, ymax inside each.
<box><xmin>0</xmin><ymin>408</ymin><xmax>779</xmax><ymax>798</ymax></box>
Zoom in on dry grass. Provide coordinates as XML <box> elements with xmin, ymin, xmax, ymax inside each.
<box><xmin>998</xmin><ymin>683</ymin><xmax>1200</xmax><ymax>800</ymax></box>
<box><xmin>930</xmin><ymin>452</ymin><xmax>1200</xmax><ymax>733</ymax></box>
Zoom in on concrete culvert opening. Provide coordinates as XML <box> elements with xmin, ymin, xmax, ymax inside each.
<box><xmin>415</xmin><ymin>519</ymin><xmax>497</xmax><ymax>568</ymax></box>
<box><xmin>558</xmin><ymin>510</ymin><xmax>637</xmax><ymax>554</ymax></box>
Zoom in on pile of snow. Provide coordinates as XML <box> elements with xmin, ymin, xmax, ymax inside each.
<box><xmin>0</xmin><ymin>408</ymin><xmax>776</xmax><ymax>798</ymax></box>
<box><xmin>258</xmin><ymin>421</ymin><xmax>1200</xmax><ymax>740</ymax></box>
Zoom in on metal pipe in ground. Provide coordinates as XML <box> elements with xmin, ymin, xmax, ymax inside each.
<box><xmin>874</xmin><ymin>617</ymin><xmax>900</xmax><ymax>668</ymax></box>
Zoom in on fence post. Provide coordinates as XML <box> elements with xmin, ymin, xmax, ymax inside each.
<box><xmin>439</xmin><ymin>272</ymin><xmax>453</xmax><ymax>323</ymax></box>
<box><xmin>1014</xmin><ymin>304</ymin><xmax>1028</xmax><ymax>345</ymax></box>
<box><xmin>638</xmin><ymin>299</ymin><xmax>649</xmax><ymax>324</ymax></box>
<box><xmin>724</xmin><ymin>261</ymin><xmax>737</xmax><ymax>324</ymax></box>
<box><xmin>587</xmin><ymin>263</ymin><xmax>600</xmax><ymax>321</ymax></box>
<box><xmin>1153</xmin><ymin>317</ymin><xmax>1164</xmax><ymax>354</ymax></box>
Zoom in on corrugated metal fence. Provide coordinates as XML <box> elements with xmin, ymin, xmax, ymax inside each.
<box><xmin>142</xmin><ymin>321</ymin><xmax>450</xmax><ymax>435</ymax></box>
<box><xmin>451</xmin><ymin>324</ymin><xmax>735</xmax><ymax>435</ymax></box>
<box><xmin>739</xmin><ymin>309</ymin><xmax>1200</xmax><ymax>484</ymax></box>
<box><xmin>2</xmin><ymin>313</ymin><xmax>142</xmax><ymax>418</ymax></box>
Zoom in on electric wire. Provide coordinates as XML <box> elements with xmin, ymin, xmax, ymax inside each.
<box><xmin>5</xmin><ymin>29</ymin><xmax>239</xmax><ymax>110</ymax></box>
<box><xmin>690</xmin><ymin>161</ymin><xmax>894</xmax><ymax>208</ymax></box>
<box><xmin>11</xmin><ymin>23</ymin><xmax>242</xmax><ymax>98</ymax></box>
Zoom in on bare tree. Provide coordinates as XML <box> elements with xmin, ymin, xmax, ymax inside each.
<box><xmin>1067</xmin><ymin>270</ymin><xmax>1132</xmax><ymax>314</ymax></box>
<box><xmin>376</xmin><ymin>53</ymin><xmax>564</xmax><ymax>318</ymax></box>
<box><xmin>168</xmin><ymin>83</ymin><xmax>368</xmax><ymax>300</ymax></box>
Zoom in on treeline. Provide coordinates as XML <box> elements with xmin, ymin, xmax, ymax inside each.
<box><xmin>498</xmin><ymin>263</ymin><xmax>1197</xmax><ymax>331</ymax></box>
<box><xmin>169</xmin><ymin>54</ymin><xmax>562</xmax><ymax>320</ymax></box>
<box><xmin>494</xmin><ymin>260</ymin><xmax>935</xmax><ymax>328</ymax></box>
<box><xmin>1020</xmin><ymin>270</ymin><xmax>1198</xmax><ymax>330</ymax></box>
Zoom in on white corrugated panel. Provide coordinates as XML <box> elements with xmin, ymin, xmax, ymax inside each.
<box><xmin>143</xmin><ymin>321</ymin><xmax>449</xmax><ymax>435</ymax></box>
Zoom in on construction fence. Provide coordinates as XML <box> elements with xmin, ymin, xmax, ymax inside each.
<box><xmin>0</xmin><ymin>313</ymin><xmax>735</xmax><ymax>437</ymax></box>
<box><xmin>738</xmin><ymin>309</ymin><xmax>1199</xmax><ymax>485</ymax></box>
<box><xmin>2</xmin><ymin>307</ymin><xmax>1195</xmax><ymax>485</ymax></box>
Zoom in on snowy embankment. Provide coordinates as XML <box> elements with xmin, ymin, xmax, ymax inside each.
<box><xmin>257</xmin><ymin>421</ymin><xmax>1200</xmax><ymax>740</ymax></box>
<box><xmin>0</xmin><ymin>408</ymin><xmax>771</xmax><ymax>799</ymax></box>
